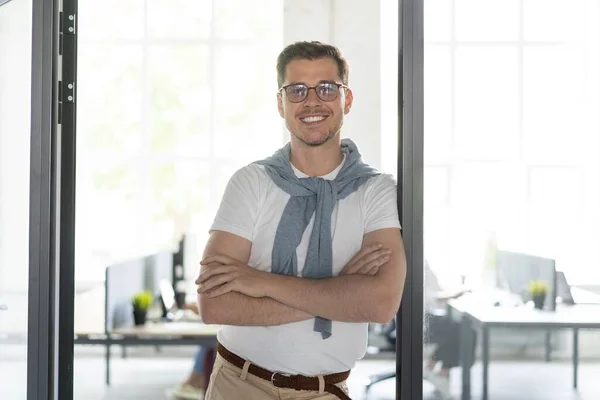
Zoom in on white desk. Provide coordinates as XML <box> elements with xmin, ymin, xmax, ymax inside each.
<box><xmin>447</xmin><ymin>298</ymin><xmax>600</xmax><ymax>400</ymax></box>
<box><xmin>75</xmin><ymin>321</ymin><xmax>221</xmax><ymax>385</ymax></box>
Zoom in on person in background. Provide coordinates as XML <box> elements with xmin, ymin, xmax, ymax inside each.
<box><xmin>168</xmin><ymin>302</ymin><xmax>216</xmax><ymax>400</ymax></box>
<box><xmin>423</xmin><ymin>260</ymin><xmax>473</xmax><ymax>398</ymax></box>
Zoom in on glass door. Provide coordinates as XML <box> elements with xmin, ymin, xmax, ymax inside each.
<box><xmin>0</xmin><ymin>0</ymin><xmax>33</xmax><ymax>399</ymax></box>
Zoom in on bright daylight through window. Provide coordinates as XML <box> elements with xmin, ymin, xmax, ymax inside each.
<box><xmin>75</xmin><ymin>0</ymin><xmax>284</xmax><ymax>282</ymax></box>
<box><xmin>407</xmin><ymin>0</ymin><xmax>600</xmax><ymax>287</ymax></box>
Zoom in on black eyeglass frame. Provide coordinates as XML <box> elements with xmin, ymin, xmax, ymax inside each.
<box><xmin>278</xmin><ymin>82</ymin><xmax>349</xmax><ymax>103</ymax></box>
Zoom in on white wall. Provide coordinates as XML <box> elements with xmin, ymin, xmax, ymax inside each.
<box><xmin>283</xmin><ymin>0</ymin><xmax>385</xmax><ymax>171</ymax></box>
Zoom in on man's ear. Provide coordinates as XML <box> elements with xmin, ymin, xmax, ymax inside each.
<box><xmin>277</xmin><ymin>94</ymin><xmax>284</xmax><ymax>118</ymax></box>
<box><xmin>344</xmin><ymin>88</ymin><xmax>353</xmax><ymax>115</ymax></box>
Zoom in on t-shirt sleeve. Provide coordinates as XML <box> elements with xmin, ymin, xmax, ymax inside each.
<box><xmin>364</xmin><ymin>174</ymin><xmax>402</xmax><ymax>234</ymax></box>
<box><xmin>209</xmin><ymin>164</ymin><xmax>262</xmax><ymax>242</ymax></box>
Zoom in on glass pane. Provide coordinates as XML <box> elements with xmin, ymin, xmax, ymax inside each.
<box><xmin>455</xmin><ymin>46</ymin><xmax>519</xmax><ymax>160</ymax></box>
<box><xmin>75</xmin><ymin>161</ymin><xmax>142</xmax><ymax>281</ymax></box>
<box><xmin>143</xmin><ymin>160</ymin><xmax>211</xmax><ymax>251</ymax></box>
<box><xmin>78</xmin><ymin>0</ymin><xmax>145</xmax><ymax>41</ymax></box>
<box><xmin>0</xmin><ymin>0</ymin><xmax>32</xmax><ymax>398</ymax></box>
<box><xmin>424</xmin><ymin>0</ymin><xmax>452</xmax><ymax>42</ymax></box>
<box><xmin>213</xmin><ymin>0</ymin><xmax>283</xmax><ymax>41</ymax></box>
<box><xmin>213</xmin><ymin>44</ymin><xmax>283</xmax><ymax>161</ymax></box>
<box><xmin>425</xmin><ymin>1</ymin><xmax>600</xmax><ymax>399</ymax></box>
<box><xmin>455</xmin><ymin>0</ymin><xmax>520</xmax><ymax>41</ymax></box>
<box><xmin>77</xmin><ymin>44</ymin><xmax>144</xmax><ymax>160</ymax></box>
<box><xmin>523</xmin><ymin>46</ymin><xmax>589</xmax><ymax>164</ymax></box>
<box><xmin>524</xmin><ymin>0</ymin><xmax>587</xmax><ymax>42</ymax></box>
<box><xmin>146</xmin><ymin>0</ymin><xmax>211</xmax><ymax>39</ymax></box>
<box><xmin>147</xmin><ymin>45</ymin><xmax>211</xmax><ymax>157</ymax></box>
<box><xmin>424</xmin><ymin>46</ymin><xmax>452</xmax><ymax>164</ymax></box>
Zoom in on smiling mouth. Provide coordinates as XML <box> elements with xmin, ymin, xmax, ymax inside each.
<box><xmin>299</xmin><ymin>115</ymin><xmax>328</xmax><ymax>124</ymax></box>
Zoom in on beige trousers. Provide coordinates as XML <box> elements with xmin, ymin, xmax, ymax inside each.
<box><xmin>205</xmin><ymin>354</ymin><xmax>351</xmax><ymax>400</ymax></box>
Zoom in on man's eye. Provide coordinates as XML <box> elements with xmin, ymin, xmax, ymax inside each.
<box><xmin>290</xmin><ymin>86</ymin><xmax>306</xmax><ymax>95</ymax></box>
<box><xmin>319</xmin><ymin>85</ymin><xmax>335</xmax><ymax>94</ymax></box>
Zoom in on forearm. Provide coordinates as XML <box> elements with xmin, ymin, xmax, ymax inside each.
<box><xmin>199</xmin><ymin>292</ymin><xmax>313</xmax><ymax>326</ymax></box>
<box><xmin>266</xmin><ymin>274</ymin><xmax>393</xmax><ymax>324</ymax></box>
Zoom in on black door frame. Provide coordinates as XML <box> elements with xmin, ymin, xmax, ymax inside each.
<box><xmin>28</xmin><ymin>0</ymin><xmax>60</xmax><ymax>398</ymax></box>
<box><xmin>28</xmin><ymin>0</ymin><xmax>78</xmax><ymax>398</ymax></box>
<box><xmin>397</xmin><ymin>0</ymin><xmax>425</xmax><ymax>399</ymax></box>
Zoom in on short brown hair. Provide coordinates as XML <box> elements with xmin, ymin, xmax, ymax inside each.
<box><xmin>276</xmin><ymin>41</ymin><xmax>349</xmax><ymax>88</ymax></box>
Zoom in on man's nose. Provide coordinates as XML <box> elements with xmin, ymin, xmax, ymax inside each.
<box><xmin>303</xmin><ymin>87</ymin><xmax>322</xmax><ymax>106</ymax></box>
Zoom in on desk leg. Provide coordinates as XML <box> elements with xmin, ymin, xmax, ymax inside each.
<box><xmin>460</xmin><ymin>316</ymin><xmax>473</xmax><ymax>400</ymax></box>
<box><xmin>482</xmin><ymin>326</ymin><xmax>490</xmax><ymax>400</ymax></box>
<box><xmin>545</xmin><ymin>330</ymin><xmax>552</xmax><ymax>362</ymax></box>
<box><xmin>573</xmin><ymin>328</ymin><xmax>579</xmax><ymax>390</ymax></box>
<box><xmin>106</xmin><ymin>341</ymin><xmax>111</xmax><ymax>386</ymax></box>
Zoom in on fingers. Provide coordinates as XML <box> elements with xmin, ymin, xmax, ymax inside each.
<box><xmin>198</xmin><ymin>272</ymin><xmax>235</xmax><ymax>293</ymax></box>
<box><xmin>348</xmin><ymin>243</ymin><xmax>383</xmax><ymax>266</ymax></box>
<box><xmin>195</xmin><ymin>264</ymin><xmax>234</xmax><ymax>284</ymax></box>
<box><xmin>365</xmin><ymin>265</ymin><xmax>381</xmax><ymax>276</ymax></box>
<box><xmin>354</xmin><ymin>248</ymin><xmax>392</xmax><ymax>270</ymax></box>
<box><xmin>358</xmin><ymin>254</ymin><xmax>390</xmax><ymax>275</ymax></box>
<box><xmin>205</xmin><ymin>282</ymin><xmax>235</xmax><ymax>298</ymax></box>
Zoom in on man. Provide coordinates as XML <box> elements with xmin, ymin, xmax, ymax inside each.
<box><xmin>195</xmin><ymin>41</ymin><xmax>406</xmax><ymax>400</ymax></box>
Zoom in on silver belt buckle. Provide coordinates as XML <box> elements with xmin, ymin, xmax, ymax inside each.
<box><xmin>270</xmin><ymin>371</ymin><xmax>291</xmax><ymax>387</ymax></box>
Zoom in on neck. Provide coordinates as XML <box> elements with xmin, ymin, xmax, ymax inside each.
<box><xmin>290</xmin><ymin>136</ymin><xmax>343</xmax><ymax>177</ymax></box>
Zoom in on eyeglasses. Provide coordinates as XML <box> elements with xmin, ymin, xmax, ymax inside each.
<box><xmin>278</xmin><ymin>82</ymin><xmax>348</xmax><ymax>103</ymax></box>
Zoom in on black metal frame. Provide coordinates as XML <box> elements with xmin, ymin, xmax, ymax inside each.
<box><xmin>57</xmin><ymin>0</ymin><xmax>78</xmax><ymax>398</ymax></box>
<box><xmin>27</xmin><ymin>0</ymin><xmax>78</xmax><ymax>398</ymax></box>
<box><xmin>28</xmin><ymin>0</ymin><xmax>60</xmax><ymax>399</ymax></box>
<box><xmin>397</xmin><ymin>0</ymin><xmax>424</xmax><ymax>399</ymax></box>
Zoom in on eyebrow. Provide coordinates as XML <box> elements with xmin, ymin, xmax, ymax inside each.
<box><xmin>286</xmin><ymin>80</ymin><xmax>338</xmax><ymax>86</ymax></box>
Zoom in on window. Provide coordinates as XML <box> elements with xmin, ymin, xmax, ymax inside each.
<box><xmin>76</xmin><ymin>0</ymin><xmax>284</xmax><ymax>282</ymax></box>
<box><xmin>380</xmin><ymin>0</ymin><xmax>600</xmax><ymax>285</ymax></box>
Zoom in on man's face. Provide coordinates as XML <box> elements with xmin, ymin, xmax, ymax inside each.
<box><xmin>277</xmin><ymin>58</ymin><xmax>353</xmax><ymax>147</ymax></box>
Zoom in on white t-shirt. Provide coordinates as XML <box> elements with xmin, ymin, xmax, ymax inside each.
<box><xmin>209</xmin><ymin>156</ymin><xmax>401</xmax><ymax>375</ymax></box>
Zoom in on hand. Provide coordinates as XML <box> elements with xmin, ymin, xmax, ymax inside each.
<box><xmin>340</xmin><ymin>243</ymin><xmax>392</xmax><ymax>276</ymax></box>
<box><xmin>182</xmin><ymin>302</ymin><xmax>199</xmax><ymax>314</ymax></box>
<box><xmin>196</xmin><ymin>253</ymin><xmax>270</xmax><ymax>298</ymax></box>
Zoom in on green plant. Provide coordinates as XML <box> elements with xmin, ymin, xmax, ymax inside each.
<box><xmin>528</xmin><ymin>280</ymin><xmax>549</xmax><ymax>297</ymax></box>
<box><xmin>132</xmin><ymin>291</ymin><xmax>153</xmax><ymax>311</ymax></box>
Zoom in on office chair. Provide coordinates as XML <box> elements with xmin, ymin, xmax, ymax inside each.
<box><xmin>364</xmin><ymin>316</ymin><xmax>456</xmax><ymax>400</ymax></box>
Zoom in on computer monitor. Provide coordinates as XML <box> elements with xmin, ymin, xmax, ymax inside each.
<box><xmin>496</xmin><ymin>250</ymin><xmax>557</xmax><ymax>311</ymax></box>
<box><xmin>159</xmin><ymin>278</ymin><xmax>177</xmax><ymax>313</ymax></box>
<box><xmin>555</xmin><ymin>271</ymin><xmax>575</xmax><ymax>305</ymax></box>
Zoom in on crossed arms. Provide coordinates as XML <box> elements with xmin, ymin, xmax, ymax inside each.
<box><xmin>197</xmin><ymin>228</ymin><xmax>406</xmax><ymax>326</ymax></box>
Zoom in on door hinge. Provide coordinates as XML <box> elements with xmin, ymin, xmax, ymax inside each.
<box><xmin>58</xmin><ymin>80</ymin><xmax>75</xmax><ymax>104</ymax></box>
<box><xmin>60</xmin><ymin>12</ymin><xmax>77</xmax><ymax>35</ymax></box>
<box><xmin>58</xmin><ymin>81</ymin><xmax>75</xmax><ymax>124</ymax></box>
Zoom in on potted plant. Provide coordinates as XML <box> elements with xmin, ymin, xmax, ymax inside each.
<box><xmin>528</xmin><ymin>280</ymin><xmax>549</xmax><ymax>310</ymax></box>
<box><xmin>132</xmin><ymin>291</ymin><xmax>153</xmax><ymax>326</ymax></box>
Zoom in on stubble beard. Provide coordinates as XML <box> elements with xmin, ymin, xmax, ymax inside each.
<box><xmin>289</xmin><ymin>120</ymin><xmax>343</xmax><ymax>147</ymax></box>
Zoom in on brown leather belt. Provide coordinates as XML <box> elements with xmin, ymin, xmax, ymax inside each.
<box><xmin>217</xmin><ymin>343</ymin><xmax>352</xmax><ymax>400</ymax></box>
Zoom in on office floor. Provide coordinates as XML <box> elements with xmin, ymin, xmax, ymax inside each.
<box><xmin>2</xmin><ymin>345</ymin><xmax>600</xmax><ymax>399</ymax></box>
<box><xmin>69</xmin><ymin>346</ymin><xmax>599</xmax><ymax>400</ymax></box>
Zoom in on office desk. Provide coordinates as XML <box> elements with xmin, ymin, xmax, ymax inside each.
<box><xmin>447</xmin><ymin>298</ymin><xmax>600</xmax><ymax>400</ymax></box>
<box><xmin>75</xmin><ymin>321</ymin><xmax>220</xmax><ymax>385</ymax></box>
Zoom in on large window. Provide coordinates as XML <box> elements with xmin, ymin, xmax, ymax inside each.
<box><xmin>76</xmin><ymin>0</ymin><xmax>284</xmax><ymax>282</ymax></box>
<box><xmin>421</xmin><ymin>0</ymin><xmax>600</xmax><ymax>286</ymax></box>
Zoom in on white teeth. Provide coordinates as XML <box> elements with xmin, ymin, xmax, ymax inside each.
<box><xmin>301</xmin><ymin>116</ymin><xmax>326</xmax><ymax>123</ymax></box>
